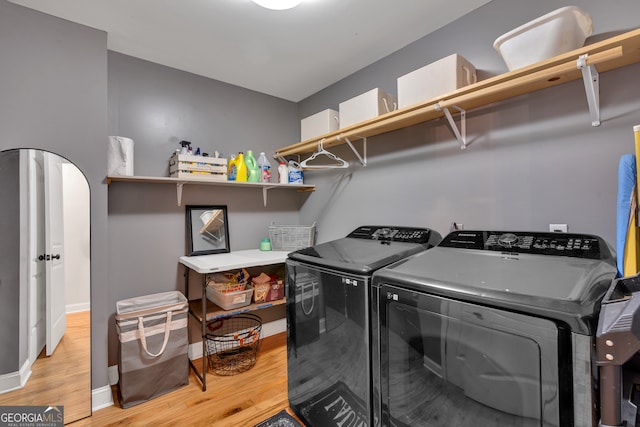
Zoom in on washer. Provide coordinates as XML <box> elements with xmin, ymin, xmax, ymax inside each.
<box><xmin>286</xmin><ymin>225</ymin><xmax>442</xmax><ymax>427</ymax></box>
<box><xmin>371</xmin><ymin>230</ymin><xmax>617</xmax><ymax>427</ymax></box>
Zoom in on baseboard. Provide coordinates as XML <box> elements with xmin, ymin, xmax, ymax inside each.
<box><xmin>0</xmin><ymin>359</ymin><xmax>31</xmax><ymax>395</ymax></box>
<box><xmin>66</xmin><ymin>303</ymin><xmax>90</xmax><ymax>314</ymax></box>
<box><xmin>262</xmin><ymin>317</ymin><xmax>287</xmax><ymax>338</ymax></box>
<box><xmin>92</xmin><ymin>385</ymin><xmax>114</xmax><ymax>411</ymax></box>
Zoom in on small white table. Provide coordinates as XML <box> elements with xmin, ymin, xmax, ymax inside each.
<box><xmin>179</xmin><ymin>249</ymin><xmax>290</xmax><ymax>391</ymax></box>
<box><xmin>179</xmin><ymin>249</ymin><xmax>290</xmax><ymax>274</ymax></box>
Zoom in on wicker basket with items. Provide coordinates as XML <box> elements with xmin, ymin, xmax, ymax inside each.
<box><xmin>205</xmin><ymin>268</ymin><xmax>284</xmax><ymax>310</ymax></box>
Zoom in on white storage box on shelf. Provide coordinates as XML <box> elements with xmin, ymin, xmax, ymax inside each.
<box><xmin>493</xmin><ymin>6</ymin><xmax>593</xmax><ymax>71</ymax></box>
<box><xmin>169</xmin><ymin>153</ymin><xmax>227</xmax><ymax>180</ymax></box>
<box><xmin>397</xmin><ymin>54</ymin><xmax>477</xmax><ymax>109</ymax></box>
<box><xmin>206</xmin><ymin>283</ymin><xmax>253</xmax><ymax>311</ymax></box>
<box><xmin>339</xmin><ymin>88</ymin><xmax>397</xmax><ymax>128</ymax></box>
<box><xmin>301</xmin><ymin>109</ymin><xmax>339</xmax><ymax>141</ymax></box>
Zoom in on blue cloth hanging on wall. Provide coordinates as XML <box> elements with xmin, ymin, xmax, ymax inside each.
<box><xmin>616</xmin><ymin>154</ymin><xmax>637</xmax><ymax>277</ymax></box>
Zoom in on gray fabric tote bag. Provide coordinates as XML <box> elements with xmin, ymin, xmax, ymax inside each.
<box><xmin>116</xmin><ymin>291</ymin><xmax>189</xmax><ymax>408</ymax></box>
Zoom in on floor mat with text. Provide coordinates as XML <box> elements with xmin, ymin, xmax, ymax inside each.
<box><xmin>298</xmin><ymin>381</ymin><xmax>369</xmax><ymax>427</ymax></box>
<box><xmin>253</xmin><ymin>410</ymin><xmax>303</xmax><ymax>427</ymax></box>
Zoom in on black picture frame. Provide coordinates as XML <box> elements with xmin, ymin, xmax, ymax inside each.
<box><xmin>186</xmin><ymin>205</ymin><xmax>230</xmax><ymax>256</ymax></box>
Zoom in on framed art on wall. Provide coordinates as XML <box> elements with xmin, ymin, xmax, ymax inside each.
<box><xmin>186</xmin><ymin>205</ymin><xmax>230</xmax><ymax>256</ymax></box>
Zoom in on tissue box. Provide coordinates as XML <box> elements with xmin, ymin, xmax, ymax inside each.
<box><xmin>397</xmin><ymin>54</ymin><xmax>477</xmax><ymax>109</ymax></box>
<box><xmin>339</xmin><ymin>88</ymin><xmax>397</xmax><ymax>128</ymax></box>
<box><xmin>169</xmin><ymin>153</ymin><xmax>227</xmax><ymax>180</ymax></box>
<box><xmin>493</xmin><ymin>6</ymin><xmax>593</xmax><ymax>71</ymax></box>
<box><xmin>301</xmin><ymin>109</ymin><xmax>339</xmax><ymax>141</ymax></box>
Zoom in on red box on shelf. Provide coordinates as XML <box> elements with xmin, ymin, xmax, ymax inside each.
<box><xmin>266</xmin><ymin>280</ymin><xmax>284</xmax><ymax>302</ymax></box>
<box><xmin>253</xmin><ymin>280</ymin><xmax>285</xmax><ymax>303</ymax></box>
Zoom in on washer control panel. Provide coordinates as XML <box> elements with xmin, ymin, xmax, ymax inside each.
<box><xmin>440</xmin><ymin>230</ymin><xmax>611</xmax><ymax>259</ymax></box>
<box><xmin>347</xmin><ymin>225</ymin><xmax>434</xmax><ymax>244</ymax></box>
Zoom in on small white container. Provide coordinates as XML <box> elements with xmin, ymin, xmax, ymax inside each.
<box><xmin>339</xmin><ymin>88</ymin><xmax>397</xmax><ymax>128</ymax></box>
<box><xmin>493</xmin><ymin>6</ymin><xmax>593</xmax><ymax>71</ymax></box>
<box><xmin>277</xmin><ymin>162</ymin><xmax>288</xmax><ymax>184</ymax></box>
<box><xmin>301</xmin><ymin>109</ymin><xmax>339</xmax><ymax>141</ymax></box>
<box><xmin>397</xmin><ymin>54</ymin><xmax>477</xmax><ymax>109</ymax></box>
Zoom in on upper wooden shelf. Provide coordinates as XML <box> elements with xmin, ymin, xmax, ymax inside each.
<box><xmin>107</xmin><ymin>175</ymin><xmax>315</xmax><ymax>206</ymax></box>
<box><xmin>275</xmin><ymin>28</ymin><xmax>640</xmax><ymax>158</ymax></box>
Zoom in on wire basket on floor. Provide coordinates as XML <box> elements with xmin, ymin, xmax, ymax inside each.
<box><xmin>205</xmin><ymin>313</ymin><xmax>262</xmax><ymax>376</ymax></box>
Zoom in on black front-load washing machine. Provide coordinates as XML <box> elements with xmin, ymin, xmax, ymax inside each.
<box><xmin>371</xmin><ymin>230</ymin><xmax>618</xmax><ymax>427</ymax></box>
<box><xmin>286</xmin><ymin>225</ymin><xmax>442</xmax><ymax>427</ymax></box>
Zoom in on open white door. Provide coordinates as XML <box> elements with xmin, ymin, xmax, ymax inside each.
<box><xmin>44</xmin><ymin>152</ymin><xmax>66</xmax><ymax>356</ymax></box>
<box><xmin>26</xmin><ymin>150</ymin><xmax>46</xmax><ymax>363</ymax></box>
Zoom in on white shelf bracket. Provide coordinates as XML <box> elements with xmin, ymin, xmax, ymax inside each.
<box><xmin>435</xmin><ymin>103</ymin><xmax>468</xmax><ymax>149</ymax></box>
<box><xmin>176</xmin><ymin>182</ymin><xmax>185</xmax><ymax>206</ymax></box>
<box><xmin>262</xmin><ymin>186</ymin><xmax>276</xmax><ymax>207</ymax></box>
<box><xmin>577</xmin><ymin>53</ymin><xmax>601</xmax><ymax>127</ymax></box>
<box><xmin>340</xmin><ymin>135</ymin><xmax>367</xmax><ymax>166</ymax></box>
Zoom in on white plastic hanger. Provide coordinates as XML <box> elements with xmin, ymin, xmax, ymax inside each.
<box><xmin>299</xmin><ymin>139</ymin><xmax>349</xmax><ymax>169</ymax></box>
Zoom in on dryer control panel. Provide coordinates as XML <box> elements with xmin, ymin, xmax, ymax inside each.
<box><xmin>347</xmin><ymin>225</ymin><xmax>434</xmax><ymax>244</ymax></box>
<box><xmin>440</xmin><ymin>230</ymin><xmax>612</xmax><ymax>260</ymax></box>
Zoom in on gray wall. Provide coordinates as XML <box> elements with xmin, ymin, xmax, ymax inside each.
<box><xmin>106</xmin><ymin>52</ymin><xmax>308</xmax><ymax>364</ymax></box>
<box><xmin>0</xmin><ymin>151</ymin><xmax>21</xmax><ymax>374</ymax></box>
<box><xmin>4</xmin><ymin>0</ymin><xmax>640</xmax><ymax>407</ymax></box>
<box><xmin>0</xmin><ymin>0</ymin><xmax>109</xmax><ymax>390</ymax></box>
<box><xmin>298</xmin><ymin>0</ymin><xmax>640</xmax><ymax>246</ymax></box>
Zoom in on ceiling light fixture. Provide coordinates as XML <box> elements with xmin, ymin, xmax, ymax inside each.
<box><xmin>251</xmin><ymin>0</ymin><xmax>303</xmax><ymax>10</ymax></box>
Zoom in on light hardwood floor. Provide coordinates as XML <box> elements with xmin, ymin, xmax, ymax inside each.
<box><xmin>76</xmin><ymin>332</ymin><xmax>299</xmax><ymax>427</ymax></box>
<box><xmin>0</xmin><ymin>311</ymin><xmax>91</xmax><ymax>424</ymax></box>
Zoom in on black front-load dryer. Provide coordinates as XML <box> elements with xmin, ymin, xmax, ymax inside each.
<box><xmin>286</xmin><ymin>225</ymin><xmax>442</xmax><ymax>427</ymax></box>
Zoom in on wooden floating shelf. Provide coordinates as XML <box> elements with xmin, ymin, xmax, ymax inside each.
<box><xmin>107</xmin><ymin>175</ymin><xmax>315</xmax><ymax>206</ymax></box>
<box><xmin>276</xmin><ymin>28</ymin><xmax>640</xmax><ymax>158</ymax></box>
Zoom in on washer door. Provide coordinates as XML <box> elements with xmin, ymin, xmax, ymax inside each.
<box><xmin>372</xmin><ymin>284</ymin><xmax>566</xmax><ymax>427</ymax></box>
<box><xmin>286</xmin><ymin>260</ymin><xmax>372</xmax><ymax>427</ymax></box>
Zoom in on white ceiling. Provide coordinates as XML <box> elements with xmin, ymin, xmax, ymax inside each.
<box><xmin>9</xmin><ymin>0</ymin><xmax>492</xmax><ymax>102</ymax></box>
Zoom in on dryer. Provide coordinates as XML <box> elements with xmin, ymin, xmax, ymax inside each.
<box><xmin>371</xmin><ymin>230</ymin><xmax>617</xmax><ymax>427</ymax></box>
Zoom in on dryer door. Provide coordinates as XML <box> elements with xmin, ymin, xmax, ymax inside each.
<box><xmin>372</xmin><ymin>283</ymin><xmax>567</xmax><ymax>427</ymax></box>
